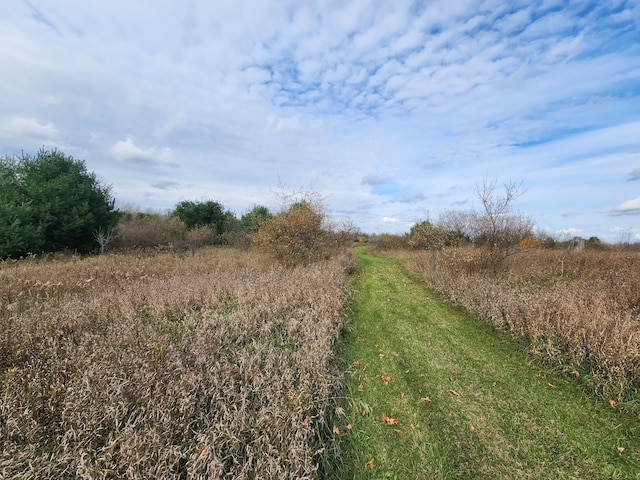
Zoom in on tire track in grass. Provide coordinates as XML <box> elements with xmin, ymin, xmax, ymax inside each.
<box><xmin>338</xmin><ymin>248</ymin><xmax>640</xmax><ymax>479</ymax></box>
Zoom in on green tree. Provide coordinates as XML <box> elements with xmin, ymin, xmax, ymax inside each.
<box><xmin>15</xmin><ymin>148</ymin><xmax>119</xmax><ymax>253</ymax></box>
<box><xmin>1</xmin><ymin>149</ymin><xmax>117</xmax><ymax>257</ymax></box>
<box><xmin>0</xmin><ymin>157</ymin><xmax>43</xmax><ymax>257</ymax></box>
<box><xmin>240</xmin><ymin>205</ymin><xmax>273</xmax><ymax>233</ymax></box>
<box><xmin>171</xmin><ymin>200</ymin><xmax>227</xmax><ymax>234</ymax></box>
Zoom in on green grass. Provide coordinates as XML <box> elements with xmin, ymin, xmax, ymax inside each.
<box><xmin>337</xmin><ymin>247</ymin><xmax>640</xmax><ymax>479</ymax></box>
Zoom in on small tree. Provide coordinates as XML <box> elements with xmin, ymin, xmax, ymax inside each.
<box><xmin>241</xmin><ymin>205</ymin><xmax>273</xmax><ymax>233</ymax></box>
<box><xmin>171</xmin><ymin>200</ymin><xmax>227</xmax><ymax>233</ymax></box>
<box><xmin>471</xmin><ymin>177</ymin><xmax>533</xmax><ymax>270</ymax></box>
<box><xmin>93</xmin><ymin>226</ymin><xmax>114</xmax><ymax>254</ymax></box>
<box><xmin>252</xmin><ymin>200</ymin><xmax>327</xmax><ymax>265</ymax></box>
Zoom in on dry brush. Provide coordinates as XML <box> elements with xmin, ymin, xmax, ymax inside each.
<box><xmin>0</xmin><ymin>247</ymin><xmax>354</xmax><ymax>479</ymax></box>
<box><xmin>405</xmin><ymin>247</ymin><xmax>640</xmax><ymax>399</ymax></box>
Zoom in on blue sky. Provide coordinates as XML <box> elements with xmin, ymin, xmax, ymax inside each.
<box><xmin>1</xmin><ymin>0</ymin><xmax>639</xmax><ymax>240</ymax></box>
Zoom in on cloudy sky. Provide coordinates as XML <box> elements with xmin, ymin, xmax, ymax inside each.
<box><xmin>1</xmin><ymin>1</ymin><xmax>639</xmax><ymax>240</ymax></box>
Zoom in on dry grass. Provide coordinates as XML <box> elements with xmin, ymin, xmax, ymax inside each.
<box><xmin>0</xmin><ymin>247</ymin><xmax>354</xmax><ymax>479</ymax></box>
<box><xmin>403</xmin><ymin>247</ymin><xmax>640</xmax><ymax>399</ymax></box>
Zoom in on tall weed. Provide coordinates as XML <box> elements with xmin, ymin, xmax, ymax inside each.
<box><xmin>404</xmin><ymin>247</ymin><xmax>640</xmax><ymax>398</ymax></box>
<box><xmin>0</xmin><ymin>247</ymin><xmax>354</xmax><ymax>478</ymax></box>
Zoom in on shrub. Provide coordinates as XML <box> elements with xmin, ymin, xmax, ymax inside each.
<box><xmin>113</xmin><ymin>213</ymin><xmax>187</xmax><ymax>250</ymax></box>
<box><xmin>252</xmin><ymin>199</ymin><xmax>345</xmax><ymax>265</ymax></box>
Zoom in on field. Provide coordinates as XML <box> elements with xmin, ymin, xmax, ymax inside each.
<box><xmin>339</xmin><ymin>248</ymin><xmax>640</xmax><ymax>479</ymax></box>
<box><xmin>402</xmin><ymin>247</ymin><xmax>640</xmax><ymax>401</ymax></box>
<box><xmin>3</xmin><ymin>243</ymin><xmax>640</xmax><ymax>478</ymax></box>
<box><xmin>0</xmin><ymin>248</ymin><xmax>354</xmax><ymax>479</ymax></box>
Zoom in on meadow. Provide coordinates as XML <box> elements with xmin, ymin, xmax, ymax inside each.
<box><xmin>402</xmin><ymin>246</ymin><xmax>640</xmax><ymax>402</ymax></box>
<box><xmin>1</xmin><ymin>247</ymin><xmax>354</xmax><ymax>479</ymax></box>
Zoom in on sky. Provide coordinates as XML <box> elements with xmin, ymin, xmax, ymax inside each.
<box><xmin>1</xmin><ymin>1</ymin><xmax>639</xmax><ymax>241</ymax></box>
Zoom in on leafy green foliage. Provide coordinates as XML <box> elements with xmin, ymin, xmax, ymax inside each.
<box><xmin>0</xmin><ymin>157</ymin><xmax>44</xmax><ymax>258</ymax></box>
<box><xmin>240</xmin><ymin>205</ymin><xmax>273</xmax><ymax>233</ymax></box>
<box><xmin>171</xmin><ymin>200</ymin><xmax>227</xmax><ymax>234</ymax></box>
<box><xmin>0</xmin><ymin>149</ymin><xmax>118</xmax><ymax>257</ymax></box>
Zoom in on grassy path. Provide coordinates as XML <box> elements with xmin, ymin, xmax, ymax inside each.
<box><xmin>338</xmin><ymin>248</ymin><xmax>640</xmax><ymax>479</ymax></box>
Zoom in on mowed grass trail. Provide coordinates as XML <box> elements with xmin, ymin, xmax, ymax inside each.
<box><xmin>338</xmin><ymin>248</ymin><xmax>640</xmax><ymax>479</ymax></box>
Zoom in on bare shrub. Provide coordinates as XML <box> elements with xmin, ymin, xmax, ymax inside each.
<box><xmin>113</xmin><ymin>213</ymin><xmax>187</xmax><ymax>250</ymax></box>
<box><xmin>405</xmin><ymin>247</ymin><xmax>640</xmax><ymax>399</ymax></box>
<box><xmin>0</xmin><ymin>247</ymin><xmax>355</xmax><ymax>478</ymax></box>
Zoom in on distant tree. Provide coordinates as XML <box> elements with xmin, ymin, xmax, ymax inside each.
<box><xmin>409</xmin><ymin>216</ymin><xmax>468</xmax><ymax>251</ymax></box>
<box><xmin>437</xmin><ymin>209</ymin><xmax>473</xmax><ymax>244</ymax></box>
<box><xmin>408</xmin><ymin>220</ymin><xmax>446</xmax><ymax>250</ymax></box>
<box><xmin>171</xmin><ymin>200</ymin><xmax>227</xmax><ymax>234</ymax></box>
<box><xmin>470</xmin><ymin>177</ymin><xmax>533</xmax><ymax>270</ymax></box>
<box><xmin>241</xmin><ymin>205</ymin><xmax>273</xmax><ymax>233</ymax></box>
<box><xmin>585</xmin><ymin>236</ymin><xmax>603</xmax><ymax>250</ymax></box>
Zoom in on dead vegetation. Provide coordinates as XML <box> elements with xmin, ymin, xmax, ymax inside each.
<box><xmin>404</xmin><ymin>247</ymin><xmax>640</xmax><ymax>400</ymax></box>
<box><xmin>0</xmin><ymin>247</ymin><xmax>354</xmax><ymax>479</ymax></box>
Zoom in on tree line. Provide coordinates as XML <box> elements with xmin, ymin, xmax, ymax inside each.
<box><xmin>1</xmin><ymin>149</ymin><xmax>354</xmax><ymax>263</ymax></box>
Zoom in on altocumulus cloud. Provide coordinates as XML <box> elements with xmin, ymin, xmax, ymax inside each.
<box><xmin>1</xmin><ymin>1</ymin><xmax>639</xmax><ymax>238</ymax></box>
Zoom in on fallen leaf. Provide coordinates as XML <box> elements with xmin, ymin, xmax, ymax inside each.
<box><xmin>380</xmin><ymin>375</ymin><xmax>392</xmax><ymax>383</ymax></box>
<box><xmin>469</xmin><ymin>425</ymin><xmax>476</xmax><ymax>433</ymax></box>
<box><xmin>449</xmin><ymin>389</ymin><xmax>460</xmax><ymax>396</ymax></box>
<box><xmin>358</xmin><ymin>383</ymin><xmax>364</xmax><ymax>391</ymax></box>
<box><xmin>617</xmin><ymin>447</ymin><xmax>625</xmax><ymax>453</ymax></box>
<box><xmin>304</xmin><ymin>415</ymin><xmax>312</xmax><ymax>425</ymax></box>
<box><xmin>380</xmin><ymin>413</ymin><xmax>398</xmax><ymax>425</ymax></box>
<box><xmin>400</xmin><ymin>392</ymin><xmax>405</xmax><ymax>399</ymax></box>
<box><xmin>609</xmin><ymin>399</ymin><xmax>616</xmax><ymax>408</ymax></box>
<box><xmin>346</xmin><ymin>423</ymin><xmax>353</xmax><ymax>430</ymax></box>
<box><xmin>547</xmin><ymin>383</ymin><xmax>557</xmax><ymax>389</ymax></box>
<box><xmin>353</xmin><ymin>360</ymin><xmax>360</xmax><ymax>368</ymax></box>
<box><xmin>332</xmin><ymin>425</ymin><xmax>340</xmax><ymax>435</ymax></box>
<box><xmin>492</xmin><ymin>382</ymin><xmax>497</xmax><ymax>387</ymax></box>
<box><xmin>379</xmin><ymin>353</ymin><xmax>385</xmax><ymax>359</ymax></box>
<box><xmin>419</xmin><ymin>397</ymin><xmax>432</xmax><ymax>403</ymax></box>
<box><xmin>395</xmin><ymin>429</ymin><xmax>402</xmax><ymax>435</ymax></box>
<box><xmin>367</xmin><ymin>458</ymin><xmax>375</xmax><ymax>469</ymax></box>
<box><xmin>409</xmin><ymin>424</ymin><xmax>415</xmax><ymax>430</ymax></box>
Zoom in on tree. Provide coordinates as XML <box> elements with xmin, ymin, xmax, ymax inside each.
<box><xmin>1</xmin><ymin>149</ymin><xmax>118</xmax><ymax>257</ymax></box>
<box><xmin>171</xmin><ymin>200</ymin><xmax>227</xmax><ymax>234</ymax></box>
<box><xmin>240</xmin><ymin>205</ymin><xmax>273</xmax><ymax>233</ymax></box>
<box><xmin>471</xmin><ymin>177</ymin><xmax>533</xmax><ymax>269</ymax></box>
<box><xmin>0</xmin><ymin>157</ymin><xmax>43</xmax><ymax>258</ymax></box>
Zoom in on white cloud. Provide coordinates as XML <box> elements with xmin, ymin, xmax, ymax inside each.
<box><xmin>0</xmin><ymin>116</ymin><xmax>57</xmax><ymax>140</ymax></box>
<box><xmin>0</xmin><ymin>1</ymin><xmax>639</xmax><ymax>238</ymax></box>
<box><xmin>110</xmin><ymin>137</ymin><xmax>174</xmax><ymax>167</ymax></box>
<box><xmin>604</xmin><ymin>198</ymin><xmax>640</xmax><ymax>216</ymax></box>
